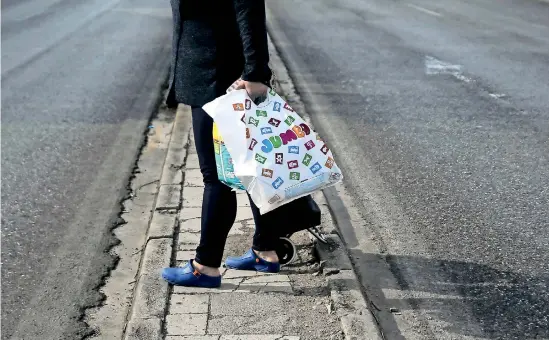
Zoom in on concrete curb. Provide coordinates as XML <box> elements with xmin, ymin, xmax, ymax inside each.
<box><xmin>315</xmin><ymin>197</ymin><xmax>383</xmax><ymax>340</ymax></box>
<box><xmin>267</xmin><ymin>30</ymin><xmax>383</xmax><ymax>340</ymax></box>
<box><xmin>124</xmin><ymin>105</ymin><xmax>192</xmax><ymax>340</ymax></box>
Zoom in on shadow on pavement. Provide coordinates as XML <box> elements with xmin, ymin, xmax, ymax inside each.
<box><xmin>350</xmin><ymin>250</ymin><xmax>549</xmax><ymax>339</ymax></box>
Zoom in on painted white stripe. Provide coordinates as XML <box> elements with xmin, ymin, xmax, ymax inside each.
<box><xmin>489</xmin><ymin>93</ymin><xmax>506</xmax><ymax>99</ymax></box>
<box><xmin>425</xmin><ymin>56</ymin><xmax>474</xmax><ymax>83</ymax></box>
<box><xmin>407</xmin><ymin>4</ymin><xmax>443</xmax><ymax>17</ymax></box>
<box><xmin>425</xmin><ymin>56</ymin><xmax>462</xmax><ymax>75</ymax></box>
<box><xmin>453</xmin><ymin>73</ymin><xmax>473</xmax><ymax>83</ymax></box>
<box><xmin>112</xmin><ymin>8</ymin><xmax>172</xmax><ymax>19</ymax></box>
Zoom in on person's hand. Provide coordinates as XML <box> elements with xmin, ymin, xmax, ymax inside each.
<box><xmin>235</xmin><ymin>80</ymin><xmax>269</xmax><ymax>100</ymax></box>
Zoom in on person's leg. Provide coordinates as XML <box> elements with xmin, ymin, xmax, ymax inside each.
<box><xmin>191</xmin><ymin>106</ymin><xmax>237</xmax><ymax>273</ymax></box>
<box><xmin>162</xmin><ymin>106</ymin><xmax>235</xmax><ymax>286</ymax></box>
<box><xmin>249</xmin><ymin>197</ymin><xmax>279</xmax><ymax>262</ymax></box>
<box><xmin>224</xmin><ymin>196</ymin><xmax>280</xmax><ymax>272</ymax></box>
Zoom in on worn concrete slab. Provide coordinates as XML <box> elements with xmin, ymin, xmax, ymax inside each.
<box><xmin>170</xmin><ymin>294</ymin><xmax>209</xmax><ymax>314</ymax></box>
<box><xmin>176</xmin><ymin>250</ymin><xmax>196</xmax><ymax>261</ymax></box>
<box><xmin>185</xmin><ymin>154</ymin><xmax>200</xmax><ymax>169</ymax></box>
<box><xmin>243</xmin><ymin>275</ymin><xmax>290</xmax><ymax>284</ymax></box>
<box><xmin>210</xmin><ymin>294</ymin><xmax>286</xmax><ymax>316</ymax></box>
<box><xmin>166</xmin><ymin>314</ymin><xmax>208</xmax><ymax>336</ymax></box>
<box><xmin>223</xmin><ymin>270</ymin><xmax>259</xmax><ymax>280</ymax></box>
<box><xmin>182</xmin><ymin>187</ymin><xmax>203</xmax><ymax>208</ymax></box>
<box><xmin>132</xmin><ymin>239</ymin><xmax>172</xmax><ymax>319</ymax></box>
<box><xmin>147</xmin><ymin>210</ymin><xmax>177</xmax><ymax>239</ymax></box>
<box><xmin>179</xmin><ymin>217</ymin><xmax>201</xmax><ymax>233</ymax></box>
<box><xmin>184</xmin><ymin>175</ymin><xmax>204</xmax><ymax>187</ymax></box>
<box><xmin>131</xmin><ymin>274</ymin><xmax>169</xmax><ymax>319</ymax></box>
<box><xmin>179</xmin><ymin>207</ymin><xmax>202</xmax><ymax>221</ymax></box>
<box><xmin>141</xmin><ymin>238</ymin><xmax>172</xmax><ymax>272</ymax></box>
<box><xmin>156</xmin><ymin>184</ymin><xmax>182</xmax><ymax>210</ymax></box>
<box><xmin>124</xmin><ymin>317</ymin><xmax>162</xmax><ymax>340</ymax></box>
<box><xmin>178</xmin><ymin>233</ymin><xmax>200</xmax><ymax>248</ymax></box>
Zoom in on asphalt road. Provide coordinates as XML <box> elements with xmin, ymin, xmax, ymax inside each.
<box><xmin>266</xmin><ymin>0</ymin><xmax>549</xmax><ymax>339</ymax></box>
<box><xmin>1</xmin><ymin>0</ymin><xmax>171</xmax><ymax>339</ymax></box>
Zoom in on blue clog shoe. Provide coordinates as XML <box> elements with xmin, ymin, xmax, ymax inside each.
<box><xmin>225</xmin><ymin>249</ymin><xmax>280</xmax><ymax>273</ymax></box>
<box><xmin>162</xmin><ymin>260</ymin><xmax>221</xmax><ymax>288</ymax></box>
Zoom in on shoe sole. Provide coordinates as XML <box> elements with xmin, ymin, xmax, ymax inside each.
<box><xmin>162</xmin><ymin>276</ymin><xmax>221</xmax><ymax>288</ymax></box>
<box><xmin>225</xmin><ymin>264</ymin><xmax>280</xmax><ymax>274</ymax></box>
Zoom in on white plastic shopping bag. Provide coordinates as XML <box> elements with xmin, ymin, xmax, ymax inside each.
<box><xmin>203</xmin><ymin>89</ymin><xmax>343</xmax><ymax>214</ymax></box>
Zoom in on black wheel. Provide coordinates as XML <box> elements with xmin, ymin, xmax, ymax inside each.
<box><xmin>275</xmin><ymin>237</ymin><xmax>296</xmax><ymax>266</ymax></box>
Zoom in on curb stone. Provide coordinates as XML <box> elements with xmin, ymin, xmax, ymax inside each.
<box><xmin>156</xmin><ymin>184</ymin><xmax>182</xmax><ymax>210</ymax></box>
<box><xmin>132</xmin><ymin>239</ymin><xmax>172</xmax><ymax>319</ymax></box>
<box><xmin>148</xmin><ymin>211</ymin><xmax>178</xmax><ymax>240</ymax></box>
<box><xmin>85</xmin><ymin>104</ymin><xmax>178</xmax><ymax>339</ymax></box>
<box><xmin>125</xmin><ymin>317</ymin><xmax>163</xmax><ymax>340</ymax></box>
<box><xmin>267</xmin><ymin>32</ymin><xmax>384</xmax><ymax>340</ymax></box>
<box><xmin>124</xmin><ymin>105</ymin><xmax>192</xmax><ymax>340</ymax></box>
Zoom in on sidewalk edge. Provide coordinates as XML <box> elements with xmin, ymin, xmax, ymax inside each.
<box><xmin>267</xmin><ymin>31</ymin><xmax>384</xmax><ymax>340</ymax></box>
<box><xmin>123</xmin><ymin>105</ymin><xmax>192</xmax><ymax>340</ymax></box>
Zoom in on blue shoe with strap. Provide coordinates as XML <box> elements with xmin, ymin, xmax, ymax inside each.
<box><xmin>162</xmin><ymin>260</ymin><xmax>222</xmax><ymax>288</ymax></box>
<box><xmin>225</xmin><ymin>248</ymin><xmax>281</xmax><ymax>273</ymax></box>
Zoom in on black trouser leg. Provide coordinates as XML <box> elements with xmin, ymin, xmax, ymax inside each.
<box><xmin>249</xmin><ymin>196</ymin><xmax>279</xmax><ymax>252</ymax></box>
<box><xmin>191</xmin><ymin>107</ymin><xmax>279</xmax><ymax>268</ymax></box>
<box><xmin>192</xmin><ymin>107</ymin><xmax>237</xmax><ymax>268</ymax></box>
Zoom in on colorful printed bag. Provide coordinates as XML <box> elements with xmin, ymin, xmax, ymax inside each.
<box><xmin>203</xmin><ymin>89</ymin><xmax>343</xmax><ymax>214</ymax></box>
<box><xmin>213</xmin><ymin>122</ymin><xmax>245</xmax><ymax>191</ymax></box>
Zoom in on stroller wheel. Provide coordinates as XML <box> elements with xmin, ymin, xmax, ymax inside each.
<box><xmin>276</xmin><ymin>237</ymin><xmax>297</xmax><ymax>266</ymax></box>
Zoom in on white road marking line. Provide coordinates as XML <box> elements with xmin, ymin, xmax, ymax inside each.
<box><xmin>407</xmin><ymin>4</ymin><xmax>443</xmax><ymax>17</ymax></box>
<box><xmin>424</xmin><ymin>56</ymin><xmax>474</xmax><ymax>83</ymax></box>
<box><xmin>453</xmin><ymin>73</ymin><xmax>473</xmax><ymax>83</ymax></box>
<box><xmin>489</xmin><ymin>93</ymin><xmax>506</xmax><ymax>99</ymax></box>
<box><xmin>425</xmin><ymin>56</ymin><xmax>462</xmax><ymax>75</ymax></box>
<box><xmin>112</xmin><ymin>8</ymin><xmax>172</xmax><ymax>18</ymax></box>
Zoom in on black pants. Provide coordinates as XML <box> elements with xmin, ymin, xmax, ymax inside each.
<box><xmin>192</xmin><ymin>107</ymin><xmax>278</xmax><ymax>268</ymax></box>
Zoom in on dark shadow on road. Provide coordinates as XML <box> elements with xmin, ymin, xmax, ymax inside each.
<box><xmin>349</xmin><ymin>249</ymin><xmax>549</xmax><ymax>339</ymax></box>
